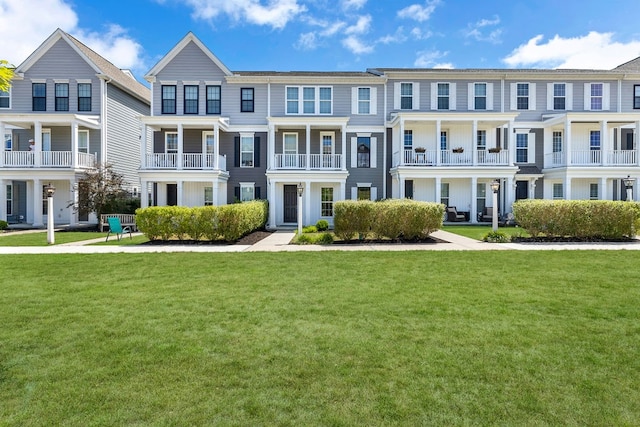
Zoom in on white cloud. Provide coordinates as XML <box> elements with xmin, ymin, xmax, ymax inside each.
<box><xmin>184</xmin><ymin>0</ymin><xmax>306</xmax><ymax>29</ymax></box>
<box><xmin>397</xmin><ymin>0</ymin><xmax>440</xmax><ymax>23</ymax></box>
<box><xmin>0</xmin><ymin>0</ymin><xmax>146</xmax><ymax>74</ymax></box>
<box><xmin>503</xmin><ymin>31</ymin><xmax>640</xmax><ymax>69</ymax></box>
<box><xmin>410</xmin><ymin>27</ymin><xmax>433</xmax><ymax>40</ymax></box>
<box><xmin>378</xmin><ymin>27</ymin><xmax>407</xmax><ymax>45</ymax></box>
<box><xmin>321</xmin><ymin>21</ymin><xmax>347</xmax><ymax>37</ymax></box>
<box><xmin>295</xmin><ymin>32</ymin><xmax>318</xmax><ymax>50</ymax></box>
<box><xmin>342</xmin><ymin>35</ymin><xmax>374</xmax><ymax>54</ymax></box>
<box><xmin>464</xmin><ymin>15</ymin><xmax>502</xmax><ymax>44</ymax></box>
<box><xmin>414</xmin><ymin>49</ymin><xmax>450</xmax><ymax>68</ymax></box>
<box><xmin>341</xmin><ymin>0</ymin><xmax>366</xmax><ymax>10</ymax></box>
<box><xmin>345</xmin><ymin>15</ymin><xmax>371</xmax><ymax>35</ymax></box>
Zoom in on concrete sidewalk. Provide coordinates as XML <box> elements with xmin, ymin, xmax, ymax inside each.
<box><xmin>1</xmin><ymin>228</ymin><xmax>640</xmax><ymax>254</ymax></box>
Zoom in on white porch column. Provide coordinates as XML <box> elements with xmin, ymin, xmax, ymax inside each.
<box><xmin>472</xmin><ymin>120</ymin><xmax>478</xmax><ymax>166</ymax></box>
<box><xmin>564</xmin><ymin>176</ymin><xmax>572</xmax><ymax>200</ymax></box>
<box><xmin>140</xmin><ymin>124</ymin><xmax>147</xmax><ymax>169</ymax></box>
<box><xmin>268</xmin><ymin>125</ymin><xmax>275</xmax><ymax>170</ymax></box>
<box><xmin>399</xmin><ymin>176</ymin><xmax>405</xmax><ymax>199</ymax></box>
<box><xmin>304</xmin><ymin>180</ymin><xmax>311</xmax><ymax>226</ymax></box>
<box><xmin>341</xmin><ymin>124</ymin><xmax>347</xmax><ymax>171</ymax></box>
<box><xmin>565</xmin><ymin>117</ymin><xmax>572</xmax><ymax>166</ymax></box>
<box><xmin>71</xmin><ymin>122</ymin><xmax>79</xmax><ymax>169</ymax></box>
<box><xmin>601</xmin><ymin>120</ymin><xmax>608</xmax><ymax>166</ymax></box>
<box><xmin>470</xmin><ymin>177</ymin><xmax>478</xmax><ymax>223</ymax></box>
<box><xmin>212</xmin><ymin>180</ymin><xmax>220</xmax><ymax>205</ymax></box>
<box><xmin>600</xmin><ymin>177</ymin><xmax>608</xmax><ymax>200</ymax></box>
<box><xmin>177</xmin><ymin>180</ymin><xmax>184</xmax><ymax>206</ymax></box>
<box><xmin>506</xmin><ymin>176</ymin><xmax>515</xmax><ymax>213</ymax></box>
<box><xmin>636</xmin><ymin>121</ymin><xmax>640</xmax><ymax>166</ymax></box>
<box><xmin>140</xmin><ymin>179</ymin><xmax>149</xmax><ymax>208</ymax></box>
<box><xmin>32</xmin><ymin>179</ymin><xmax>43</xmax><ymax>227</ymax></box>
<box><xmin>0</xmin><ymin>121</ymin><xmax>5</xmax><ymax>167</ymax></box>
<box><xmin>0</xmin><ymin>180</ymin><xmax>6</xmax><ymax>221</ymax></box>
<box><xmin>305</xmin><ymin>125</ymin><xmax>311</xmax><ymax>170</ymax></box>
<box><xmin>435</xmin><ymin>120</ymin><xmax>441</xmax><ymax>166</ymax></box>
<box><xmin>177</xmin><ymin>123</ymin><xmax>184</xmax><ymax>170</ymax></box>
<box><xmin>543</xmin><ymin>127</ymin><xmax>552</xmax><ymax>168</ymax></box>
<box><xmin>34</xmin><ymin>121</ymin><xmax>42</xmax><ymax>167</ymax></box>
<box><xmin>507</xmin><ymin>121</ymin><xmax>514</xmax><ymax>165</ymax></box>
<box><xmin>399</xmin><ymin>119</ymin><xmax>405</xmax><ymax>166</ymax></box>
<box><xmin>214</xmin><ymin>123</ymin><xmax>220</xmax><ymax>170</ymax></box>
<box><xmin>268</xmin><ymin>179</ymin><xmax>277</xmax><ymax>229</ymax></box>
<box><xmin>339</xmin><ymin>180</ymin><xmax>346</xmax><ymax>202</ymax></box>
<box><xmin>69</xmin><ymin>179</ymin><xmax>77</xmax><ymax>225</ymax></box>
<box><xmin>435</xmin><ymin>176</ymin><xmax>441</xmax><ymax>204</ymax></box>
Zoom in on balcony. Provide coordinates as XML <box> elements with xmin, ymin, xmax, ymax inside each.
<box><xmin>273</xmin><ymin>154</ymin><xmax>343</xmax><ymax>170</ymax></box>
<box><xmin>143</xmin><ymin>153</ymin><xmax>227</xmax><ymax>170</ymax></box>
<box><xmin>394</xmin><ymin>149</ymin><xmax>510</xmax><ymax>167</ymax></box>
<box><xmin>546</xmin><ymin>150</ymin><xmax>638</xmax><ymax>168</ymax></box>
<box><xmin>3</xmin><ymin>151</ymin><xmax>95</xmax><ymax>168</ymax></box>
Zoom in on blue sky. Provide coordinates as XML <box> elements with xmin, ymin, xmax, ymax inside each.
<box><xmin>2</xmin><ymin>0</ymin><xmax>640</xmax><ymax>83</ymax></box>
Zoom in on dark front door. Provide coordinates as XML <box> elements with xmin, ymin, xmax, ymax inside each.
<box><xmin>516</xmin><ymin>181</ymin><xmax>528</xmax><ymax>200</ymax></box>
<box><xmin>167</xmin><ymin>184</ymin><xmax>177</xmax><ymax>206</ymax></box>
<box><xmin>283</xmin><ymin>185</ymin><xmax>297</xmax><ymax>223</ymax></box>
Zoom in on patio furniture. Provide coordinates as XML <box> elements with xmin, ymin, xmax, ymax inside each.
<box><xmin>105</xmin><ymin>216</ymin><xmax>132</xmax><ymax>241</ymax></box>
<box><xmin>446</xmin><ymin>206</ymin><xmax>466</xmax><ymax>222</ymax></box>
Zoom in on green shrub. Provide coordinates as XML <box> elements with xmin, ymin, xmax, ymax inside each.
<box><xmin>0</xmin><ymin>220</ymin><xmax>8</xmax><ymax>230</ymax></box>
<box><xmin>513</xmin><ymin>199</ymin><xmax>640</xmax><ymax>239</ymax></box>
<box><xmin>302</xmin><ymin>225</ymin><xmax>317</xmax><ymax>233</ymax></box>
<box><xmin>317</xmin><ymin>232</ymin><xmax>334</xmax><ymax>244</ymax></box>
<box><xmin>483</xmin><ymin>231</ymin><xmax>510</xmax><ymax>243</ymax></box>
<box><xmin>135</xmin><ymin>200</ymin><xmax>268</xmax><ymax>242</ymax></box>
<box><xmin>294</xmin><ymin>233</ymin><xmax>314</xmax><ymax>244</ymax></box>
<box><xmin>315</xmin><ymin>219</ymin><xmax>329</xmax><ymax>231</ymax></box>
<box><xmin>333</xmin><ymin>200</ymin><xmax>375</xmax><ymax>241</ymax></box>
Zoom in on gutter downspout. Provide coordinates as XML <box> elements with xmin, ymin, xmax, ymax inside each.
<box><xmin>383</xmin><ymin>77</ymin><xmax>388</xmax><ymax>199</ymax></box>
<box><xmin>98</xmin><ymin>74</ymin><xmax>112</xmax><ymax>164</ymax></box>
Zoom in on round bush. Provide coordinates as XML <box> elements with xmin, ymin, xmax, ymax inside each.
<box><xmin>316</xmin><ymin>219</ymin><xmax>329</xmax><ymax>231</ymax></box>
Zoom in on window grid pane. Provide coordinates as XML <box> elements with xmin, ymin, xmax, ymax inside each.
<box><xmin>321</xmin><ymin>187</ymin><xmax>333</xmax><ymax>217</ymax></box>
<box><xmin>33</xmin><ymin>83</ymin><xmax>46</xmax><ymax>111</ymax></box>
<box><xmin>0</xmin><ymin>89</ymin><xmax>9</xmax><ymax>108</ymax></box>
<box><xmin>206</xmin><ymin>85</ymin><xmax>221</xmax><ymax>114</ymax></box>
<box><xmin>552</xmin><ymin>131</ymin><xmax>562</xmax><ymax>152</ymax></box>
<box><xmin>241</xmin><ymin>136</ymin><xmax>254</xmax><ymax>166</ymax></box>
<box><xmin>404</xmin><ymin>130</ymin><xmax>412</xmax><ymax>149</ymax></box>
<box><xmin>241</xmin><ymin>88</ymin><xmax>254</xmax><ymax>112</ymax></box>
<box><xmin>400</xmin><ymin>83</ymin><xmax>412</xmax><ymax>109</ymax></box>
<box><xmin>590</xmin><ymin>131</ymin><xmax>601</xmax><ymax>150</ymax></box>
<box><xmin>161</xmin><ymin>85</ymin><xmax>176</xmax><ymax>114</ymax></box>
<box><xmin>319</xmin><ymin>87</ymin><xmax>331</xmax><ymax>114</ymax></box>
<box><xmin>78</xmin><ymin>83</ymin><xmax>91</xmax><ymax>111</ymax></box>
<box><xmin>55</xmin><ymin>83</ymin><xmax>69</xmax><ymax>111</ymax></box>
<box><xmin>184</xmin><ymin>85</ymin><xmax>198</xmax><ymax>114</ymax></box>
<box><xmin>516</xmin><ymin>134</ymin><xmax>528</xmax><ymax>162</ymax></box>
<box><xmin>357</xmin><ymin>137</ymin><xmax>370</xmax><ymax>168</ymax></box>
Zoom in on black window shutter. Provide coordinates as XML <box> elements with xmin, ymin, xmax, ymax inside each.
<box><xmin>254</xmin><ymin>136</ymin><xmax>260</xmax><ymax>167</ymax></box>
<box><xmin>405</xmin><ymin>180</ymin><xmax>414</xmax><ymax>199</ymax></box>
<box><xmin>234</xmin><ymin>186</ymin><xmax>240</xmax><ymax>201</ymax></box>
<box><xmin>234</xmin><ymin>136</ymin><xmax>240</xmax><ymax>167</ymax></box>
<box><xmin>255</xmin><ymin>186</ymin><xmax>261</xmax><ymax>199</ymax></box>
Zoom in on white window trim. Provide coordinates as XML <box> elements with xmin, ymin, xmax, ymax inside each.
<box><xmin>467</xmin><ymin>82</ymin><xmax>493</xmax><ymax>111</ymax></box>
<box><xmin>351</xmin><ymin>183</ymin><xmax>377</xmax><ymax>201</ymax></box>
<box><xmin>584</xmin><ymin>82</ymin><xmax>610</xmax><ymax>111</ymax></box>
<box><xmin>0</xmin><ymin>87</ymin><xmax>11</xmax><ymax>109</ymax></box>
<box><xmin>202</xmin><ymin>131</ymin><xmax>215</xmax><ymax>154</ymax></box>
<box><xmin>204</xmin><ymin>186</ymin><xmax>214</xmax><ymax>206</ymax></box>
<box><xmin>510</xmin><ymin>82</ymin><xmax>536</xmax><ymax>111</ymax></box>
<box><xmin>78</xmin><ymin>129</ymin><xmax>89</xmax><ymax>154</ymax></box>
<box><xmin>352</xmin><ymin>86</ymin><xmax>378</xmax><ymax>115</ymax></box>
<box><xmin>165</xmin><ymin>131</ymin><xmax>178</xmax><ymax>154</ymax></box>
<box><xmin>239</xmin><ymin>133</ymin><xmax>255</xmax><ymax>168</ymax></box>
<box><xmin>6</xmin><ymin>184</ymin><xmax>12</xmax><ymax>216</ymax></box>
<box><xmin>431</xmin><ymin>82</ymin><xmax>457</xmax><ymax>111</ymax></box>
<box><xmin>514</xmin><ymin>130</ymin><xmax>535</xmax><ymax>163</ymax></box>
<box><xmin>547</xmin><ymin>82</ymin><xmax>573</xmax><ymax>111</ymax></box>
<box><xmin>394</xmin><ymin>82</ymin><xmax>420</xmax><ymax>110</ymax></box>
<box><xmin>350</xmin><ymin>134</ymin><xmax>377</xmax><ymax>168</ymax></box>
<box><xmin>320</xmin><ymin>131</ymin><xmax>335</xmax><ymax>155</ymax></box>
<box><xmin>320</xmin><ymin>186</ymin><xmax>334</xmax><ymax>218</ymax></box>
<box><xmin>283</xmin><ymin>132</ymin><xmax>298</xmax><ymax>155</ymax></box>
<box><xmin>285</xmin><ymin>85</ymin><xmax>333</xmax><ymax>115</ymax></box>
<box><xmin>75</xmin><ymin>79</ymin><xmax>92</xmax><ymax>84</ymax></box>
<box><xmin>4</xmin><ymin>132</ymin><xmax>11</xmax><ymax>149</ymax></box>
<box><xmin>239</xmin><ymin>182</ymin><xmax>255</xmax><ymax>202</ymax></box>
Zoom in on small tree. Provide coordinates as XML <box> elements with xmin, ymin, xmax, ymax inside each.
<box><xmin>0</xmin><ymin>60</ymin><xmax>14</xmax><ymax>92</ymax></box>
<box><xmin>72</xmin><ymin>162</ymin><xmax>132</xmax><ymax>217</ymax></box>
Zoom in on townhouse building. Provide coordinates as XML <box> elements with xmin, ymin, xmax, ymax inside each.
<box><xmin>0</xmin><ymin>29</ymin><xmax>150</xmax><ymax>226</ymax></box>
<box><xmin>140</xmin><ymin>32</ymin><xmax>640</xmax><ymax>228</ymax></box>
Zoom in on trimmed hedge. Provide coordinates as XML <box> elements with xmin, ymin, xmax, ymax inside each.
<box><xmin>135</xmin><ymin>200</ymin><xmax>268</xmax><ymax>242</ymax></box>
<box><xmin>512</xmin><ymin>199</ymin><xmax>640</xmax><ymax>239</ymax></box>
<box><xmin>334</xmin><ymin>199</ymin><xmax>444</xmax><ymax>241</ymax></box>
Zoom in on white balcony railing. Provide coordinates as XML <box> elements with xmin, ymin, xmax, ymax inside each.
<box><xmin>547</xmin><ymin>150</ymin><xmax>638</xmax><ymax>168</ymax></box>
<box><xmin>273</xmin><ymin>154</ymin><xmax>343</xmax><ymax>170</ymax></box>
<box><xmin>3</xmin><ymin>151</ymin><xmax>95</xmax><ymax>168</ymax></box>
<box><xmin>607</xmin><ymin>150</ymin><xmax>637</xmax><ymax>165</ymax></box>
<box><xmin>571</xmin><ymin>150</ymin><xmax>601</xmax><ymax>165</ymax></box>
<box><xmin>143</xmin><ymin>153</ymin><xmax>227</xmax><ymax>170</ymax></box>
<box><xmin>477</xmin><ymin>149</ymin><xmax>509</xmax><ymax>165</ymax></box>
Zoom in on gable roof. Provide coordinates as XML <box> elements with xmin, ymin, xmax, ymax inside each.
<box><xmin>144</xmin><ymin>32</ymin><xmax>232</xmax><ymax>81</ymax></box>
<box><xmin>613</xmin><ymin>56</ymin><xmax>640</xmax><ymax>71</ymax></box>
<box><xmin>15</xmin><ymin>28</ymin><xmax>149</xmax><ymax>104</ymax></box>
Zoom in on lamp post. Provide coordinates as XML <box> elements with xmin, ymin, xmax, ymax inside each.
<box><xmin>297</xmin><ymin>182</ymin><xmax>304</xmax><ymax>235</ymax></box>
<box><xmin>490</xmin><ymin>179</ymin><xmax>500</xmax><ymax>232</ymax></box>
<box><xmin>44</xmin><ymin>183</ymin><xmax>55</xmax><ymax>244</ymax></box>
<box><xmin>623</xmin><ymin>175</ymin><xmax>634</xmax><ymax>201</ymax></box>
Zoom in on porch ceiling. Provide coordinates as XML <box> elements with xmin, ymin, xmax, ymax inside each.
<box><xmin>1</xmin><ymin>113</ymin><xmax>101</xmax><ymax>129</ymax></box>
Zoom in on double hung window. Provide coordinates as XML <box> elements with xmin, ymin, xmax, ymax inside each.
<box><xmin>161</xmin><ymin>85</ymin><xmax>176</xmax><ymax>114</ymax></box>
<box><xmin>184</xmin><ymin>85</ymin><xmax>198</xmax><ymax>114</ymax></box>
<box><xmin>77</xmin><ymin>83</ymin><xmax>91</xmax><ymax>111</ymax></box>
<box><xmin>32</xmin><ymin>83</ymin><xmax>46</xmax><ymax>111</ymax></box>
<box><xmin>206</xmin><ymin>85</ymin><xmax>221</xmax><ymax>114</ymax></box>
<box><xmin>55</xmin><ymin>83</ymin><xmax>69</xmax><ymax>111</ymax></box>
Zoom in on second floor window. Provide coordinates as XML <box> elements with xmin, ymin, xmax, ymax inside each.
<box><xmin>400</xmin><ymin>83</ymin><xmax>413</xmax><ymax>109</ymax></box>
<box><xmin>162</xmin><ymin>85</ymin><xmax>176</xmax><ymax>114</ymax></box>
<box><xmin>358</xmin><ymin>87</ymin><xmax>370</xmax><ymax>114</ymax></box>
<box><xmin>240</xmin><ymin>135</ymin><xmax>254</xmax><ymax>166</ymax></box>
<box><xmin>357</xmin><ymin>137</ymin><xmax>370</xmax><ymax>168</ymax></box>
<box><xmin>590</xmin><ymin>83</ymin><xmax>603</xmax><ymax>110</ymax></box>
<box><xmin>635</xmin><ymin>85</ymin><xmax>640</xmax><ymax>109</ymax></box>
<box><xmin>78</xmin><ymin>130</ymin><xmax>89</xmax><ymax>154</ymax></box>
<box><xmin>404</xmin><ymin>130</ymin><xmax>413</xmax><ymax>150</ymax></box>
<box><xmin>33</xmin><ymin>83</ymin><xmax>46</xmax><ymax>111</ymax></box>
<box><xmin>286</xmin><ymin>86</ymin><xmax>332</xmax><ymax>114</ymax></box>
<box><xmin>590</xmin><ymin>131</ymin><xmax>601</xmax><ymax>150</ymax></box>
<box><xmin>184</xmin><ymin>85</ymin><xmax>198</xmax><ymax>114</ymax></box>
<box><xmin>553</xmin><ymin>131</ymin><xmax>563</xmax><ymax>153</ymax></box>
<box><xmin>0</xmin><ymin>89</ymin><xmax>9</xmax><ymax>108</ymax></box>
<box><xmin>241</xmin><ymin>88</ymin><xmax>254</xmax><ymax>112</ymax></box>
<box><xmin>437</xmin><ymin>83</ymin><xmax>450</xmax><ymax>110</ymax></box>
<box><xmin>55</xmin><ymin>83</ymin><xmax>69</xmax><ymax>111</ymax></box>
<box><xmin>517</xmin><ymin>83</ymin><xmax>529</xmax><ymax>110</ymax></box>
<box><xmin>78</xmin><ymin>83</ymin><xmax>91</xmax><ymax>111</ymax></box>
<box><xmin>553</xmin><ymin>83</ymin><xmax>566</xmax><ymax>110</ymax></box>
<box><xmin>440</xmin><ymin>131</ymin><xmax>448</xmax><ymax>150</ymax></box>
<box><xmin>474</xmin><ymin>83</ymin><xmax>486</xmax><ymax>110</ymax></box>
<box><xmin>206</xmin><ymin>85</ymin><xmax>221</xmax><ymax>114</ymax></box>
<box><xmin>516</xmin><ymin>133</ymin><xmax>528</xmax><ymax>162</ymax></box>
<box><xmin>477</xmin><ymin>130</ymin><xmax>486</xmax><ymax>150</ymax></box>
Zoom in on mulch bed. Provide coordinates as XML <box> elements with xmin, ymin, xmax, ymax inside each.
<box><xmin>511</xmin><ymin>236</ymin><xmax>637</xmax><ymax>243</ymax></box>
<box><xmin>333</xmin><ymin>235</ymin><xmax>448</xmax><ymax>244</ymax></box>
<box><xmin>142</xmin><ymin>230</ymin><xmax>274</xmax><ymax>245</ymax></box>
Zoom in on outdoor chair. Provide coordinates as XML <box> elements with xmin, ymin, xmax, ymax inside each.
<box><xmin>446</xmin><ymin>206</ymin><xmax>466</xmax><ymax>222</ymax></box>
<box><xmin>105</xmin><ymin>216</ymin><xmax>132</xmax><ymax>241</ymax></box>
<box><xmin>480</xmin><ymin>206</ymin><xmax>495</xmax><ymax>222</ymax></box>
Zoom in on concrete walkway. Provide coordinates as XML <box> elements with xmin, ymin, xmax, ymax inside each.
<box><xmin>1</xmin><ymin>228</ymin><xmax>640</xmax><ymax>254</ymax></box>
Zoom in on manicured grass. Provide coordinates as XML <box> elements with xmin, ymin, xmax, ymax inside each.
<box><xmin>90</xmin><ymin>234</ymin><xmax>150</xmax><ymax>246</ymax></box>
<box><xmin>0</xmin><ymin>231</ymin><xmax>108</xmax><ymax>246</ymax></box>
<box><xmin>1</xmin><ymin>252</ymin><xmax>639</xmax><ymax>425</ymax></box>
<box><xmin>443</xmin><ymin>225</ymin><xmax>530</xmax><ymax>241</ymax></box>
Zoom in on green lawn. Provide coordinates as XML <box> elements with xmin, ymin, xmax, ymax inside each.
<box><xmin>0</xmin><ymin>231</ymin><xmax>107</xmax><ymax>246</ymax></box>
<box><xmin>1</xmin><ymin>252</ymin><xmax>639</xmax><ymax>425</ymax></box>
<box><xmin>443</xmin><ymin>225</ymin><xmax>530</xmax><ymax>241</ymax></box>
